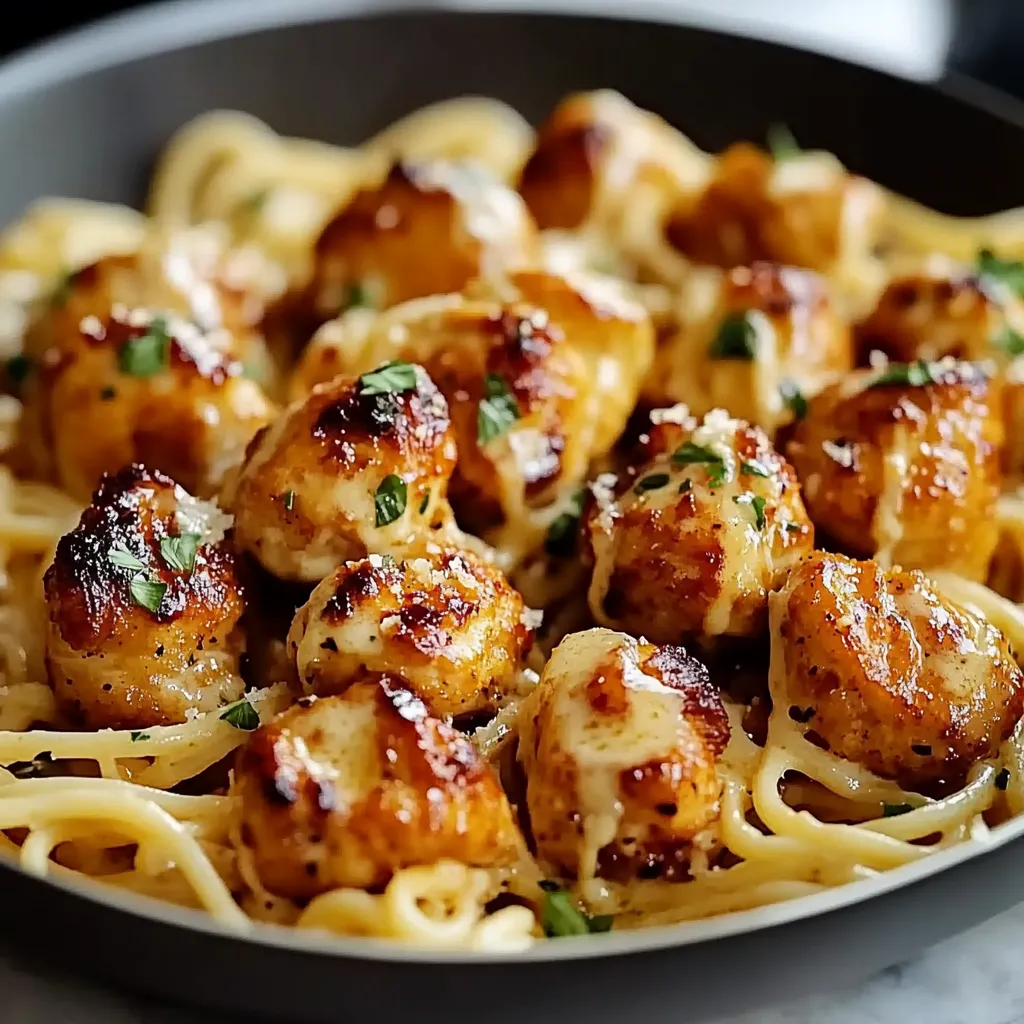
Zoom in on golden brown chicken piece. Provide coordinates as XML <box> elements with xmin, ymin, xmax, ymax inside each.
<box><xmin>773</xmin><ymin>551</ymin><xmax>1024</xmax><ymax>788</ymax></box>
<box><xmin>300</xmin><ymin>160</ymin><xmax>537</xmax><ymax>325</ymax></box>
<box><xmin>293</xmin><ymin>275</ymin><xmax>653</xmax><ymax>539</ymax></box>
<box><xmin>25</xmin><ymin>223</ymin><xmax>283</xmax><ymax>388</ymax></box>
<box><xmin>233</xmin><ymin>682</ymin><xmax>520</xmax><ymax>900</ymax></box>
<box><xmin>854</xmin><ymin>264</ymin><xmax>1024</xmax><ymax>366</ymax></box>
<box><xmin>586</xmin><ymin>408</ymin><xmax>813</xmax><ymax>642</ymax></box>
<box><xmin>43</xmin><ymin>464</ymin><xmax>245</xmax><ymax>730</ymax></box>
<box><xmin>786</xmin><ymin>359</ymin><xmax>1003</xmax><ymax>580</ymax></box>
<box><xmin>228</xmin><ymin>362</ymin><xmax>455</xmax><ymax>583</ymax></box>
<box><xmin>517</xmin><ymin>627</ymin><xmax>729</xmax><ymax>880</ymax></box>
<box><xmin>21</xmin><ymin>307</ymin><xmax>275</xmax><ymax>502</ymax></box>
<box><xmin>647</xmin><ymin>261</ymin><xmax>851</xmax><ymax>436</ymax></box>
<box><xmin>288</xmin><ymin>548</ymin><xmax>534</xmax><ymax>719</ymax></box>
<box><xmin>664</xmin><ymin>141</ymin><xmax>883</xmax><ymax>275</ymax></box>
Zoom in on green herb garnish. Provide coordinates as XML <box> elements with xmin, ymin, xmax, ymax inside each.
<box><xmin>119</xmin><ymin>317</ymin><xmax>170</xmax><ymax>377</ymax></box>
<box><xmin>108</xmin><ymin>544</ymin><xmax>145</xmax><ymax>573</ymax></box>
<box><xmin>129</xmin><ymin>574</ymin><xmax>167</xmax><ymax>614</ymax></box>
<box><xmin>767</xmin><ymin>123</ymin><xmax>801</xmax><ymax>161</ymax></box>
<box><xmin>344</xmin><ymin>282</ymin><xmax>374</xmax><ymax>310</ymax></box>
<box><xmin>733</xmin><ymin>493</ymin><xmax>767</xmax><ymax>530</ymax></box>
<box><xmin>545</xmin><ymin>489</ymin><xmax>585</xmax><ymax>558</ymax></box>
<box><xmin>671</xmin><ymin>442</ymin><xmax>728</xmax><ymax>487</ymax></box>
<box><xmin>993</xmin><ymin>325</ymin><xmax>1024</xmax><ymax>357</ymax></box>
<box><xmin>374</xmin><ymin>474</ymin><xmax>408</xmax><ymax>527</ymax></box>
<box><xmin>419</xmin><ymin>493</ymin><xmax>430</xmax><ymax>516</ymax></box>
<box><xmin>709</xmin><ymin>311</ymin><xmax>758</xmax><ymax>360</ymax></box>
<box><xmin>159</xmin><ymin>533</ymin><xmax>201</xmax><ymax>573</ymax></box>
<box><xmin>634</xmin><ymin>473</ymin><xmax>670</xmax><ymax>495</ymax></box>
<box><xmin>978</xmin><ymin>248</ymin><xmax>1024</xmax><ymax>297</ymax></box>
<box><xmin>741</xmin><ymin>460</ymin><xmax>770</xmax><ymax>478</ymax></box>
<box><xmin>477</xmin><ymin>373</ymin><xmax>521</xmax><ymax>444</ymax></box>
<box><xmin>882</xmin><ymin>803</ymin><xmax>913</xmax><ymax>818</ymax></box>
<box><xmin>358</xmin><ymin>360</ymin><xmax>417</xmax><ymax>396</ymax></box>
<box><xmin>283</xmin><ymin>490</ymin><xmax>295</xmax><ymax>511</ymax></box>
<box><xmin>539</xmin><ymin>882</ymin><xmax>614</xmax><ymax>938</ymax></box>
<box><xmin>678</xmin><ymin>478</ymin><xmax>692</xmax><ymax>495</ymax></box>
<box><xmin>870</xmin><ymin>359</ymin><xmax>939</xmax><ymax>389</ymax></box>
<box><xmin>130</xmin><ymin>732</ymin><xmax>151</xmax><ymax>743</ymax></box>
<box><xmin>779</xmin><ymin>379</ymin><xmax>808</xmax><ymax>420</ymax></box>
<box><xmin>996</xmin><ymin>768</ymin><xmax>1011</xmax><ymax>791</ymax></box>
<box><xmin>220</xmin><ymin>699</ymin><xmax>259</xmax><ymax>731</ymax></box>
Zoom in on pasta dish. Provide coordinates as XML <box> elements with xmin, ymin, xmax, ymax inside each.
<box><xmin>2</xmin><ymin>90</ymin><xmax>1024</xmax><ymax>952</ymax></box>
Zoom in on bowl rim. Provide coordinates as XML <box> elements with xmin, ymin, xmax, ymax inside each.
<box><xmin>2</xmin><ymin>0</ymin><xmax>1024</xmax><ymax>968</ymax></box>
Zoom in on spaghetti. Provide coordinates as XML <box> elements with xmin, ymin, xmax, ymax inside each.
<box><xmin>0</xmin><ymin>91</ymin><xmax>1022</xmax><ymax>953</ymax></box>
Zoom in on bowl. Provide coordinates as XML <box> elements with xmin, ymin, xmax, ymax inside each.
<box><xmin>3</xmin><ymin>4</ymin><xmax>1024</xmax><ymax>1021</ymax></box>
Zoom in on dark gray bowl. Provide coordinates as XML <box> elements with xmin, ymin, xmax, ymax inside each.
<box><xmin>3</xmin><ymin>3</ymin><xmax>1024</xmax><ymax>1022</ymax></box>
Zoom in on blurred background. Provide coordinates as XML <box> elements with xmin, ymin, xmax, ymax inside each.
<box><xmin>5</xmin><ymin>0</ymin><xmax>1024</xmax><ymax>101</ymax></box>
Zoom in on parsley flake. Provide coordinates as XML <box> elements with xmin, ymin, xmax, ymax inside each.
<box><xmin>358</xmin><ymin>360</ymin><xmax>417</xmax><ymax>396</ymax></box>
<box><xmin>220</xmin><ymin>699</ymin><xmax>260</xmax><ymax>731</ymax></box>
<box><xmin>870</xmin><ymin>359</ymin><xmax>939</xmax><ymax>389</ymax></box>
<box><xmin>108</xmin><ymin>544</ymin><xmax>145</xmax><ymax>573</ymax></box>
<box><xmin>678</xmin><ymin>478</ymin><xmax>692</xmax><ymax>495</ymax></box>
<box><xmin>634</xmin><ymin>473</ymin><xmax>670</xmax><ymax>494</ymax></box>
<box><xmin>993</xmin><ymin>325</ymin><xmax>1024</xmax><ymax>357</ymax></box>
<box><xmin>767</xmin><ymin>123</ymin><xmax>801</xmax><ymax>161</ymax></box>
<box><xmin>374</xmin><ymin>474</ymin><xmax>407</xmax><ymax>527</ymax></box>
<box><xmin>130</xmin><ymin>732</ymin><xmax>151</xmax><ymax>743</ymax></box>
<box><xmin>741</xmin><ymin>460</ymin><xmax>770</xmax><ymax>478</ymax></box>
<box><xmin>119</xmin><ymin>317</ymin><xmax>170</xmax><ymax>377</ymax></box>
<box><xmin>671</xmin><ymin>442</ymin><xmax>729</xmax><ymax>487</ymax></box>
<box><xmin>978</xmin><ymin>248</ymin><xmax>1024</xmax><ymax>297</ymax></box>
<box><xmin>779</xmin><ymin>379</ymin><xmax>808</xmax><ymax>420</ymax></box>
<box><xmin>477</xmin><ymin>373</ymin><xmax>521</xmax><ymax>445</ymax></box>
<box><xmin>996</xmin><ymin>768</ymin><xmax>1011</xmax><ymax>791</ymax></box>
<box><xmin>539</xmin><ymin>882</ymin><xmax>614</xmax><ymax>938</ymax></box>
<box><xmin>283</xmin><ymin>490</ymin><xmax>296</xmax><ymax>511</ymax></box>
<box><xmin>344</xmin><ymin>282</ymin><xmax>374</xmax><ymax>310</ymax></box>
<box><xmin>882</xmin><ymin>803</ymin><xmax>913</xmax><ymax>818</ymax></box>
<box><xmin>129</xmin><ymin>573</ymin><xmax>167</xmax><ymax>614</ymax></box>
<box><xmin>419</xmin><ymin>493</ymin><xmax>430</xmax><ymax>516</ymax></box>
<box><xmin>709</xmin><ymin>311</ymin><xmax>758</xmax><ymax>360</ymax></box>
<box><xmin>733</xmin><ymin>493</ymin><xmax>767</xmax><ymax>530</ymax></box>
<box><xmin>159</xmin><ymin>533</ymin><xmax>201</xmax><ymax>573</ymax></box>
<box><xmin>545</xmin><ymin>489</ymin><xmax>585</xmax><ymax>558</ymax></box>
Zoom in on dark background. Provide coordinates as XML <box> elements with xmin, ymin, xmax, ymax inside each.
<box><xmin>6</xmin><ymin>0</ymin><xmax>1024</xmax><ymax>102</ymax></box>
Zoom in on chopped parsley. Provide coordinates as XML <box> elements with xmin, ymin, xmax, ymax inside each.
<box><xmin>870</xmin><ymin>359</ymin><xmax>939</xmax><ymax>389</ymax></box>
<box><xmin>344</xmin><ymin>282</ymin><xmax>374</xmax><ymax>310</ymax></box>
<box><xmin>220</xmin><ymin>698</ymin><xmax>260</xmax><ymax>731</ymax></box>
<box><xmin>358</xmin><ymin>360</ymin><xmax>417</xmax><ymax>396</ymax></box>
<box><xmin>477</xmin><ymin>373</ymin><xmax>521</xmax><ymax>445</ymax></box>
<box><xmin>678</xmin><ymin>478</ymin><xmax>692</xmax><ymax>495</ymax></box>
<box><xmin>129</xmin><ymin>574</ymin><xmax>167</xmax><ymax>614</ymax></box>
<box><xmin>767</xmin><ymin>123</ymin><xmax>801</xmax><ymax>161</ymax></box>
<box><xmin>108</xmin><ymin>544</ymin><xmax>145</xmax><ymax>573</ymax></box>
<box><xmin>130</xmin><ymin>732</ymin><xmax>151</xmax><ymax>743</ymax></box>
<box><xmin>119</xmin><ymin>317</ymin><xmax>170</xmax><ymax>377</ymax></box>
<box><xmin>671</xmin><ymin>442</ymin><xmax>728</xmax><ymax>487</ymax></box>
<box><xmin>996</xmin><ymin>768</ymin><xmax>1011</xmax><ymax>791</ymax></box>
<box><xmin>159</xmin><ymin>532</ymin><xmax>201</xmax><ymax>573</ymax></box>
<box><xmin>282</xmin><ymin>490</ymin><xmax>296</xmax><ymax>511</ymax></box>
<box><xmin>374</xmin><ymin>474</ymin><xmax>407</xmax><ymax>527</ymax></box>
<box><xmin>545</xmin><ymin>489</ymin><xmax>585</xmax><ymax>558</ymax></box>
<box><xmin>977</xmin><ymin>248</ymin><xmax>1024</xmax><ymax>297</ymax></box>
<box><xmin>779</xmin><ymin>379</ymin><xmax>808</xmax><ymax>420</ymax></box>
<box><xmin>741</xmin><ymin>460</ymin><xmax>770</xmax><ymax>478</ymax></box>
<box><xmin>539</xmin><ymin>881</ymin><xmax>614</xmax><ymax>938</ymax></box>
<box><xmin>733</xmin><ymin>493</ymin><xmax>767</xmax><ymax>530</ymax></box>
<box><xmin>709</xmin><ymin>311</ymin><xmax>758</xmax><ymax>360</ymax></box>
<box><xmin>419</xmin><ymin>493</ymin><xmax>431</xmax><ymax>516</ymax></box>
<box><xmin>992</xmin><ymin>325</ymin><xmax>1024</xmax><ymax>357</ymax></box>
<box><xmin>634</xmin><ymin>473</ymin><xmax>670</xmax><ymax>494</ymax></box>
<box><xmin>882</xmin><ymin>803</ymin><xmax>913</xmax><ymax>818</ymax></box>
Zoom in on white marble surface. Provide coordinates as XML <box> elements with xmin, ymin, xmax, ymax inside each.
<box><xmin>5</xmin><ymin>899</ymin><xmax>1024</xmax><ymax>1023</ymax></box>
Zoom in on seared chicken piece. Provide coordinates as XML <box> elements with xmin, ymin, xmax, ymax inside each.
<box><xmin>773</xmin><ymin>551</ymin><xmax>1024</xmax><ymax>788</ymax></box>
<box><xmin>518</xmin><ymin>627</ymin><xmax>729</xmax><ymax>879</ymax></box>
<box><xmin>234</xmin><ymin>682</ymin><xmax>520</xmax><ymax>899</ymax></box>
<box><xmin>44</xmin><ymin>464</ymin><xmax>245</xmax><ymax>730</ymax></box>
